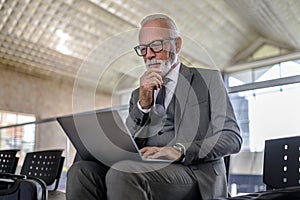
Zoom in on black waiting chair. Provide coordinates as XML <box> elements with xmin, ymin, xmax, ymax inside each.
<box><xmin>20</xmin><ymin>149</ymin><xmax>64</xmax><ymax>191</ymax></box>
<box><xmin>263</xmin><ymin>136</ymin><xmax>300</xmax><ymax>189</ymax></box>
<box><xmin>212</xmin><ymin>137</ymin><xmax>300</xmax><ymax>200</ymax></box>
<box><xmin>0</xmin><ymin>149</ymin><xmax>20</xmax><ymax>174</ymax></box>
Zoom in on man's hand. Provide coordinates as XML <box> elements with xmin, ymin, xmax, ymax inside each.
<box><xmin>139</xmin><ymin>67</ymin><xmax>163</xmax><ymax>109</ymax></box>
<box><xmin>140</xmin><ymin>146</ymin><xmax>182</xmax><ymax>161</ymax></box>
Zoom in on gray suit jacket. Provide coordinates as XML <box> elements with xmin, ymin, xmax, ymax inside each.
<box><xmin>126</xmin><ymin>64</ymin><xmax>242</xmax><ymax>199</ymax></box>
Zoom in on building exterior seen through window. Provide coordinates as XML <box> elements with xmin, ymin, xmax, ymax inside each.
<box><xmin>0</xmin><ymin>111</ymin><xmax>36</xmax><ymax>166</ymax></box>
<box><xmin>226</xmin><ymin>59</ymin><xmax>300</xmax><ymax>196</ymax></box>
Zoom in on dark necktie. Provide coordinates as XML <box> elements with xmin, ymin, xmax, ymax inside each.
<box><xmin>155</xmin><ymin>84</ymin><xmax>166</xmax><ymax>109</ymax></box>
<box><xmin>155</xmin><ymin>78</ymin><xmax>170</xmax><ymax>112</ymax></box>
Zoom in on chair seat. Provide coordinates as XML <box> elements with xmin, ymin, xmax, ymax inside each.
<box><xmin>48</xmin><ymin>190</ymin><xmax>66</xmax><ymax>200</ymax></box>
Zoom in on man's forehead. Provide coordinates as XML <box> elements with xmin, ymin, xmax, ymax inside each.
<box><xmin>138</xmin><ymin>27</ymin><xmax>171</xmax><ymax>44</ymax></box>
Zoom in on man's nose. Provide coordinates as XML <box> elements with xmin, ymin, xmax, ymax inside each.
<box><xmin>145</xmin><ymin>47</ymin><xmax>155</xmax><ymax>60</ymax></box>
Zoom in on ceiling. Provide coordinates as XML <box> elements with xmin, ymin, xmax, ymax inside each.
<box><xmin>0</xmin><ymin>0</ymin><xmax>299</xmax><ymax>93</ymax></box>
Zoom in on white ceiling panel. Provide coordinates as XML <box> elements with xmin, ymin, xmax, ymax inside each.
<box><xmin>0</xmin><ymin>0</ymin><xmax>299</xmax><ymax>93</ymax></box>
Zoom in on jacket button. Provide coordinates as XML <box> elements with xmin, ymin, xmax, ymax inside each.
<box><xmin>134</xmin><ymin>118</ymin><xmax>141</xmax><ymax>125</ymax></box>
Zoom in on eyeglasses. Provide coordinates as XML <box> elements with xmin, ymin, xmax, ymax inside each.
<box><xmin>134</xmin><ymin>38</ymin><xmax>175</xmax><ymax>56</ymax></box>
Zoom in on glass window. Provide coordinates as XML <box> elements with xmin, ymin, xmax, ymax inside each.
<box><xmin>228</xmin><ymin>69</ymin><xmax>252</xmax><ymax>87</ymax></box>
<box><xmin>0</xmin><ymin>111</ymin><xmax>36</xmax><ymax>167</ymax></box>
<box><xmin>280</xmin><ymin>60</ymin><xmax>300</xmax><ymax>78</ymax></box>
<box><xmin>254</xmin><ymin>65</ymin><xmax>279</xmax><ymax>82</ymax></box>
<box><xmin>227</xmin><ymin>59</ymin><xmax>300</xmax><ymax>88</ymax></box>
<box><xmin>230</xmin><ymin>83</ymin><xmax>300</xmax><ymax>152</ymax></box>
<box><xmin>228</xmin><ymin>82</ymin><xmax>300</xmax><ymax>196</ymax></box>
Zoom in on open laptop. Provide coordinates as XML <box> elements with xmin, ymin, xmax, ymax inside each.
<box><xmin>57</xmin><ymin>109</ymin><xmax>172</xmax><ymax>166</ymax></box>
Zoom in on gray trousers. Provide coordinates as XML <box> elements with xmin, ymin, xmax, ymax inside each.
<box><xmin>66</xmin><ymin>160</ymin><xmax>201</xmax><ymax>200</ymax></box>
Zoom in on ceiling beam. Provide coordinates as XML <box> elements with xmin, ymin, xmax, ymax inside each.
<box><xmin>225</xmin><ymin>51</ymin><xmax>300</xmax><ymax>73</ymax></box>
<box><xmin>231</xmin><ymin>37</ymin><xmax>265</xmax><ymax>64</ymax></box>
<box><xmin>231</xmin><ymin>37</ymin><xmax>296</xmax><ymax>65</ymax></box>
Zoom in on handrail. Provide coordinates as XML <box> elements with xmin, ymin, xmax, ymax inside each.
<box><xmin>0</xmin><ymin>104</ymin><xmax>129</xmax><ymax>130</ymax></box>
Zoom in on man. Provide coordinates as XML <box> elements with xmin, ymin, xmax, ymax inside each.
<box><xmin>67</xmin><ymin>14</ymin><xmax>242</xmax><ymax>200</ymax></box>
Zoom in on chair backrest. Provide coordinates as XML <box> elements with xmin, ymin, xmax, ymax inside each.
<box><xmin>0</xmin><ymin>149</ymin><xmax>20</xmax><ymax>173</ymax></box>
<box><xmin>20</xmin><ymin>149</ymin><xmax>64</xmax><ymax>190</ymax></box>
<box><xmin>263</xmin><ymin>136</ymin><xmax>300</xmax><ymax>189</ymax></box>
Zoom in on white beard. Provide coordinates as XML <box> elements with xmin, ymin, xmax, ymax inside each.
<box><xmin>145</xmin><ymin>58</ymin><xmax>175</xmax><ymax>77</ymax></box>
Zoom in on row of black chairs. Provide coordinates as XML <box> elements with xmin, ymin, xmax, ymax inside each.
<box><xmin>218</xmin><ymin>136</ymin><xmax>300</xmax><ymax>199</ymax></box>
<box><xmin>3</xmin><ymin>136</ymin><xmax>299</xmax><ymax>198</ymax></box>
<box><xmin>0</xmin><ymin>149</ymin><xmax>64</xmax><ymax>191</ymax></box>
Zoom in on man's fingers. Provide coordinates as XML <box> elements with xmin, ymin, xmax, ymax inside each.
<box><xmin>140</xmin><ymin>76</ymin><xmax>162</xmax><ymax>91</ymax></box>
<box><xmin>142</xmin><ymin>69</ymin><xmax>163</xmax><ymax>84</ymax></box>
<box><xmin>146</xmin><ymin>147</ymin><xmax>180</xmax><ymax>161</ymax></box>
<box><xmin>147</xmin><ymin>150</ymin><xmax>165</xmax><ymax>159</ymax></box>
<box><xmin>145</xmin><ymin>72</ymin><xmax>162</xmax><ymax>85</ymax></box>
<box><xmin>140</xmin><ymin>147</ymin><xmax>160</xmax><ymax>157</ymax></box>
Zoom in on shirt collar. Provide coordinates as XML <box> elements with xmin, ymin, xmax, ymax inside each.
<box><xmin>165</xmin><ymin>62</ymin><xmax>181</xmax><ymax>84</ymax></box>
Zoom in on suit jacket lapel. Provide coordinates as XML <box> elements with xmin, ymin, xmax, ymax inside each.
<box><xmin>174</xmin><ymin>64</ymin><xmax>193</xmax><ymax>135</ymax></box>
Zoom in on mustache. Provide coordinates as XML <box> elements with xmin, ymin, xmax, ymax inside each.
<box><xmin>145</xmin><ymin>59</ymin><xmax>164</xmax><ymax>67</ymax></box>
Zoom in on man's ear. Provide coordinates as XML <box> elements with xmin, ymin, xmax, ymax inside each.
<box><xmin>175</xmin><ymin>37</ymin><xmax>182</xmax><ymax>53</ymax></box>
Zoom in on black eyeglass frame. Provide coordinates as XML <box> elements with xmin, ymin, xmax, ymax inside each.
<box><xmin>134</xmin><ymin>37</ymin><xmax>176</xmax><ymax>56</ymax></box>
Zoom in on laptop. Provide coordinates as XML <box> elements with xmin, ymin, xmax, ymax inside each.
<box><xmin>57</xmin><ymin>109</ymin><xmax>172</xmax><ymax>166</ymax></box>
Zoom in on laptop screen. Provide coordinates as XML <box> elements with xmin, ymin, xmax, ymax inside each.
<box><xmin>57</xmin><ymin>109</ymin><xmax>143</xmax><ymax>166</ymax></box>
